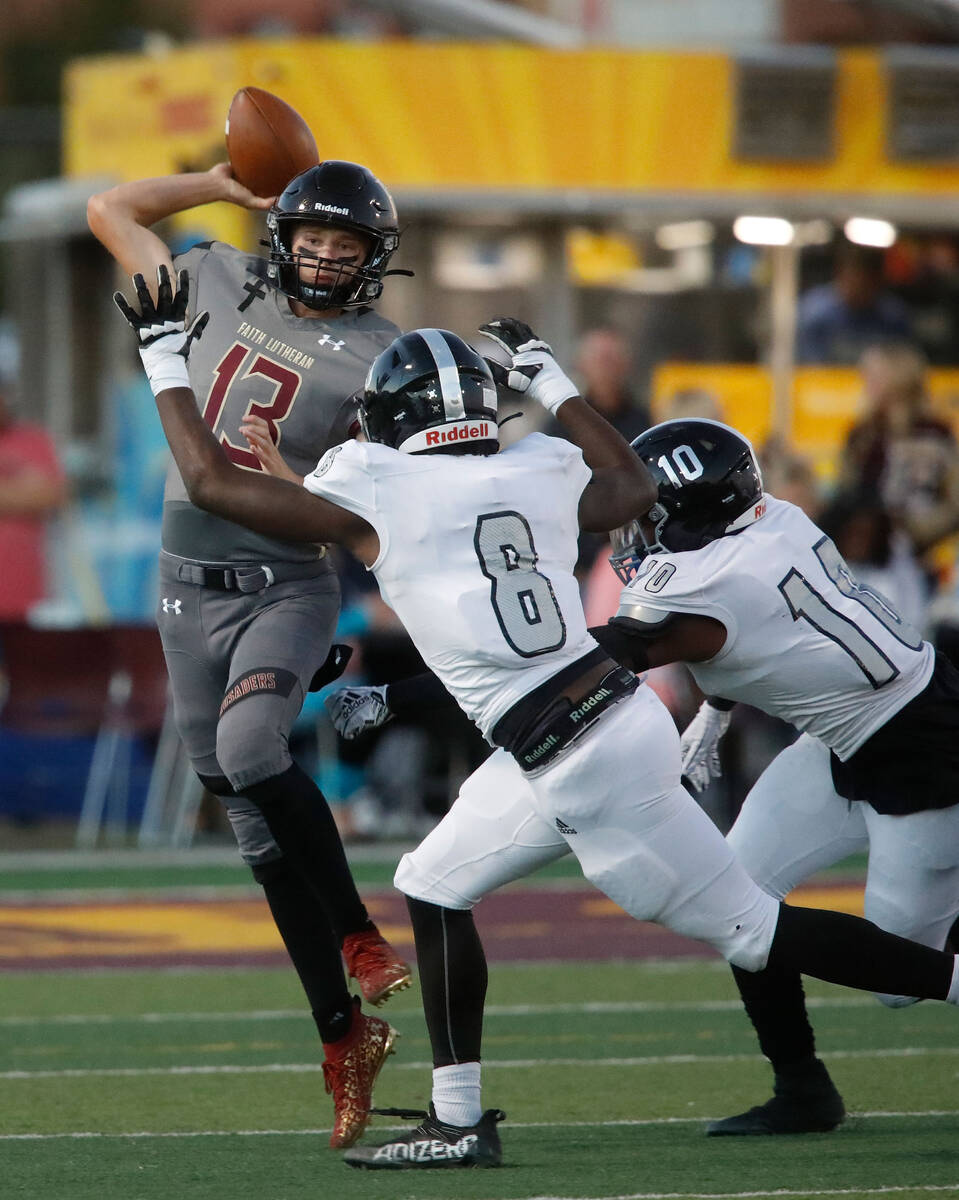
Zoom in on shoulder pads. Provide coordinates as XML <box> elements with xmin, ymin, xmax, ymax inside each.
<box><xmin>613</xmin><ymin>593</ymin><xmax>675</xmax><ymax>632</ymax></box>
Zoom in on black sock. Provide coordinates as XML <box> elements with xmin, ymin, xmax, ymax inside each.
<box><xmin>406</xmin><ymin>896</ymin><xmax>487</xmax><ymax>1066</ymax></box>
<box><xmin>253</xmin><ymin>857</ymin><xmax>352</xmax><ymax>1029</ymax></box>
<box><xmin>766</xmin><ymin>902</ymin><xmax>954</xmax><ymax>999</ymax></box>
<box><xmin>316</xmin><ymin>996</ymin><xmax>355</xmax><ymax>1046</ymax></box>
<box><xmin>730</xmin><ymin>963</ymin><xmax>817</xmax><ymax>1073</ymax></box>
<box><xmin>244</xmin><ymin>763</ymin><xmax>373</xmax><ymax>938</ymax></box>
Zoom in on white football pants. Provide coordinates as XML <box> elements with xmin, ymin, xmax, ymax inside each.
<box><xmin>396</xmin><ymin>685</ymin><xmax>780</xmax><ymax>971</ymax></box>
<box><xmin>728</xmin><ymin>731</ymin><xmax>959</xmax><ymax>1005</ymax></box>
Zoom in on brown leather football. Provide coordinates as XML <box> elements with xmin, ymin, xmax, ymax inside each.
<box><xmin>225</xmin><ymin>86</ymin><xmax>319</xmax><ymax>199</ymax></box>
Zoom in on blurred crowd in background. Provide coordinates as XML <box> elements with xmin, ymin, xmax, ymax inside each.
<box><xmin>6</xmin><ymin>0</ymin><xmax>959</xmax><ymax>845</ymax></box>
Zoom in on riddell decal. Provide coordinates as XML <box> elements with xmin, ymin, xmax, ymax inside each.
<box><xmin>424</xmin><ymin>422</ymin><xmax>491</xmax><ymax>446</ymax></box>
<box><xmin>755</xmin><ymin>498</ymin><xmax>767</xmax><ymax>519</ymax></box>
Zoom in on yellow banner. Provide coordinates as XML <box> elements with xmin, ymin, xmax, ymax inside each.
<box><xmin>65</xmin><ymin>41</ymin><xmax>959</xmax><ymax>197</ymax></box>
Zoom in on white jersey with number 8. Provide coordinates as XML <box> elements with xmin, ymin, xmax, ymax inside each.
<box><xmin>305</xmin><ymin>433</ymin><xmax>598</xmax><ymax>738</ymax></box>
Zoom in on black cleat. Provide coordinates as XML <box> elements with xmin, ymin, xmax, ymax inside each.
<box><xmin>707</xmin><ymin>1060</ymin><xmax>845</xmax><ymax>1136</ymax></box>
<box><xmin>343</xmin><ymin>1103</ymin><xmax>505</xmax><ymax>1169</ymax></box>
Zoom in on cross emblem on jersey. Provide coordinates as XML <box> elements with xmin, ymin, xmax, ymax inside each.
<box><xmin>162</xmin><ymin>597</ymin><xmax>182</xmax><ymax>615</ymax></box>
<box><xmin>236</xmin><ymin>278</ymin><xmax>268</xmax><ymax>312</ymax></box>
<box><xmin>317</xmin><ymin>334</ymin><xmax>345</xmax><ymax>350</ymax></box>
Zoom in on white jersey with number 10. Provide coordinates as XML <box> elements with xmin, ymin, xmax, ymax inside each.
<box><xmin>615</xmin><ymin>494</ymin><xmax>934</xmax><ymax>760</ymax></box>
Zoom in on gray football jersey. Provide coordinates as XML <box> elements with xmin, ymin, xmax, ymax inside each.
<box><xmin>165</xmin><ymin>241</ymin><xmax>400</xmax><ymax>563</ymax></box>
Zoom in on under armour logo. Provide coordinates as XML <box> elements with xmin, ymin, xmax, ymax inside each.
<box><xmin>162</xmin><ymin>597</ymin><xmax>182</xmax><ymax>614</ymax></box>
<box><xmin>317</xmin><ymin>334</ymin><xmax>345</xmax><ymax>350</ymax></box>
<box><xmin>555</xmin><ymin>817</ymin><xmax>578</xmax><ymax>835</ymax></box>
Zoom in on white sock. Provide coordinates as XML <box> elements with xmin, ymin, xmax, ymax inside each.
<box><xmin>947</xmin><ymin>956</ymin><xmax>959</xmax><ymax>1005</ymax></box>
<box><xmin>432</xmin><ymin>1062</ymin><xmax>482</xmax><ymax>1128</ymax></box>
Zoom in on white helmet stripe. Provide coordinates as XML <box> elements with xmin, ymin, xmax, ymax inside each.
<box><xmin>418</xmin><ymin>329</ymin><xmax>465</xmax><ymax>419</ymax></box>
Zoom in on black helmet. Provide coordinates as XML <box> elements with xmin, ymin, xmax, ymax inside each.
<box><xmin>359</xmin><ymin>329</ymin><xmax>498</xmax><ymax>455</ymax></box>
<box><xmin>266</xmin><ymin>160</ymin><xmax>400</xmax><ymax>309</ymax></box>
<box><xmin>610</xmin><ymin>418</ymin><xmax>765</xmax><ymax>582</ymax></box>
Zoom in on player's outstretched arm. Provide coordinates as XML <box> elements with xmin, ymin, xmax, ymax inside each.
<box><xmin>114</xmin><ymin>265</ymin><xmax>376</xmax><ymax>559</ymax></box>
<box><xmin>555</xmin><ymin>397</ymin><xmax>655</xmax><ymax>531</ymax></box>
<box><xmin>88</xmin><ymin>163</ymin><xmax>274</xmax><ymax>287</ymax></box>
<box><xmin>478</xmin><ymin>317</ymin><xmax>654</xmax><ymax>531</ymax></box>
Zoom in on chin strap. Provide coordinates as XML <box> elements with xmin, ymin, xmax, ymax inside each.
<box><xmin>497</xmin><ymin>410</ymin><xmax>524</xmax><ymax>428</ymax></box>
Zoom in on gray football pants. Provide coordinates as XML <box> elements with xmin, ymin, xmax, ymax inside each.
<box><xmin>156</xmin><ymin>555</ymin><xmax>340</xmax><ymax>866</ymax></box>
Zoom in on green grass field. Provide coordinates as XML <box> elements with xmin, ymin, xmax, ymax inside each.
<box><xmin>1</xmin><ymin>851</ymin><xmax>957</xmax><ymax>1199</ymax></box>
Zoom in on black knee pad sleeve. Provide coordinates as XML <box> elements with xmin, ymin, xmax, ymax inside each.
<box><xmin>251</xmin><ymin>857</ymin><xmax>288</xmax><ymax>887</ymax></box>
<box><xmin>243</xmin><ymin>763</ymin><xmax>318</xmax><ymax>810</ymax></box>
<box><xmin>197</xmin><ymin>772</ymin><xmax>236</xmax><ymax>798</ymax></box>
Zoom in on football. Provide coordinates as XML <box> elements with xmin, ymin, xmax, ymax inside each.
<box><xmin>225</xmin><ymin>86</ymin><xmax>320</xmax><ymax>199</ymax></box>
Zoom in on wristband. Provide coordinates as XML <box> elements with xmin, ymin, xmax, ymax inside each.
<box><xmin>139</xmin><ymin>338</ymin><xmax>192</xmax><ymax>397</ymax></box>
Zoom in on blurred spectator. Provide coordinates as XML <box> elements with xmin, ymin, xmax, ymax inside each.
<box><xmin>796</xmin><ymin>244</ymin><xmax>913</xmax><ymax>364</ymax></box>
<box><xmin>576</xmin><ymin>325</ymin><xmax>650</xmax><ymax>438</ymax></box>
<box><xmin>548</xmin><ymin>326</ymin><xmax>649</xmax><ymax>441</ymax></box>
<box><xmin>817</xmin><ymin>339</ymin><xmax>959</xmax><ymax>642</ymax></box>
<box><xmin>0</xmin><ymin>379</ymin><xmax>67</xmax><ymax>619</ymax></box>
<box><xmin>839</xmin><ymin>342</ymin><xmax>959</xmax><ymax>556</ymax></box>
<box><xmin>818</xmin><ymin>493</ymin><xmax>928</xmax><ymax>633</ymax></box>
<box><xmin>664</xmin><ymin>386</ymin><xmax>722</xmax><ymax>423</ymax></box>
<box><xmin>759</xmin><ymin>435</ymin><xmax>823</xmax><ymax>520</ymax></box>
<box><xmin>549</xmin><ymin>327</ymin><xmax>649</xmax><ymax>574</ymax></box>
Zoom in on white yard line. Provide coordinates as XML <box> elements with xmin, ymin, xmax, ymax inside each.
<box><xmin>1</xmin><ymin>1046</ymin><xmax>955</xmax><ymax>1080</ymax></box>
<box><xmin>0</xmin><ymin>995</ymin><xmax>878</xmax><ymax>1026</ymax></box>
<box><xmin>0</xmin><ymin>1112</ymin><xmax>955</xmax><ymax>1143</ymax></box>
<box><xmin>524</xmin><ymin>1188</ymin><xmax>959</xmax><ymax>1200</ymax></box>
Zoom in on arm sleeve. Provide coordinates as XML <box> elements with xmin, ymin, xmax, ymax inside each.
<box><xmin>385</xmin><ymin>671</ymin><xmax>453</xmax><ymax>715</ymax></box>
<box><xmin>588</xmin><ymin>622</ymin><xmax>650</xmax><ymax>674</ymax></box>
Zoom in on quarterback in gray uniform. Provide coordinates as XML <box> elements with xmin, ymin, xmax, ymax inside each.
<box><xmin>88</xmin><ymin>160</ymin><xmax>411</xmax><ymax>1149</ymax></box>
<box><xmin>116</xmin><ymin>275</ymin><xmax>959</xmax><ymax>1170</ymax></box>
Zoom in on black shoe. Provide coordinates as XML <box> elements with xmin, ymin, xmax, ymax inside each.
<box><xmin>343</xmin><ymin>1103</ymin><xmax>505</xmax><ymax>1169</ymax></box>
<box><xmin>706</xmin><ymin>1060</ymin><xmax>845</xmax><ymax>1136</ymax></box>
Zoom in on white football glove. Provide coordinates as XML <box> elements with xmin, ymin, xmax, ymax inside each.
<box><xmin>478</xmin><ymin>317</ymin><xmax>579</xmax><ymax>415</ymax></box>
<box><xmin>113</xmin><ymin>264</ymin><xmax>209</xmax><ymax>396</ymax></box>
<box><xmin>324</xmin><ymin>685</ymin><xmax>393</xmax><ymax>741</ymax></box>
<box><xmin>680</xmin><ymin>701</ymin><xmax>732</xmax><ymax>792</ymax></box>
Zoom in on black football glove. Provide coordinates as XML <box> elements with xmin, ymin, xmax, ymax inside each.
<box><xmin>478</xmin><ymin>317</ymin><xmax>578</xmax><ymax>414</ymax></box>
<box><xmin>114</xmin><ymin>264</ymin><xmax>209</xmax><ymax>395</ymax></box>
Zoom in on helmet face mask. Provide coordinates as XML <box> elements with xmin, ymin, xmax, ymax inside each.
<box><xmin>610</xmin><ymin>419</ymin><xmax>765</xmax><ymax>583</ymax></box>
<box><xmin>267</xmin><ymin>160</ymin><xmax>400</xmax><ymax>310</ymax></box>
<box><xmin>359</xmin><ymin>329</ymin><xmax>499</xmax><ymax>455</ymax></box>
<box><xmin>609</xmin><ymin>504</ymin><xmax>670</xmax><ymax>584</ymax></box>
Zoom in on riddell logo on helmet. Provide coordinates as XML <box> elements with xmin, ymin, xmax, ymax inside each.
<box><xmin>313</xmin><ymin>202</ymin><xmax>350</xmax><ymax>216</ymax></box>
<box><xmin>425</xmin><ymin>422</ymin><xmax>492</xmax><ymax>446</ymax></box>
<box><xmin>754</xmin><ymin>499</ymin><xmax>767</xmax><ymax>519</ymax></box>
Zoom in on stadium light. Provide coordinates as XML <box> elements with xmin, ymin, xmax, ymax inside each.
<box><xmin>732</xmin><ymin>216</ymin><xmax>795</xmax><ymax>245</ymax></box>
<box><xmin>844</xmin><ymin>216</ymin><xmax>897</xmax><ymax>247</ymax></box>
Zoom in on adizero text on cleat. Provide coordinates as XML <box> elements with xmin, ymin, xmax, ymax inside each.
<box><xmin>343</xmin><ymin>1103</ymin><xmax>505</xmax><ymax>1169</ymax></box>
